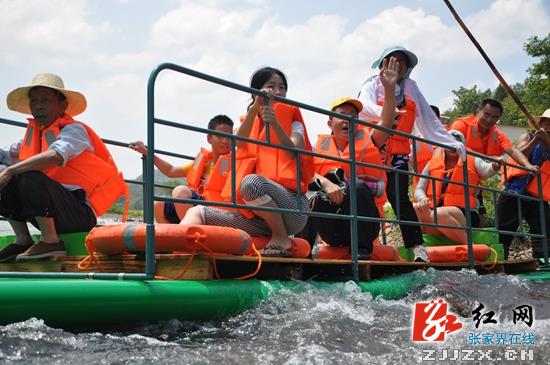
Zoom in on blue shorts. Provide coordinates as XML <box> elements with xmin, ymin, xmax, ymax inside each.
<box><xmin>163</xmin><ymin>189</ymin><xmax>203</xmax><ymax>224</ymax></box>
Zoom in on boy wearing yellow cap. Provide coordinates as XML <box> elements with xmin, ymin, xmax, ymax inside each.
<box><xmin>300</xmin><ymin>57</ymin><xmax>402</xmax><ymax>259</ymax></box>
<box><xmin>358</xmin><ymin>46</ymin><xmax>461</xmax><ymax>261</ymax></box>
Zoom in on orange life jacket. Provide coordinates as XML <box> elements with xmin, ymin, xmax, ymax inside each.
<box><xmin>186</xmin><ymin>148</ymin><xmax>231</xmax><ymax>202</ymax></box>
<box><xmin>378</xmin><ymin>98</ymin><xmax>416</xmax><ymax>157</ymax></box>
<box><xmin>425</xmin><ymin>148</ymin><xmax>479</xmax><ymax>209</ymax></box>
<box><xmin>313</xmin><ymin>131</ymin><xmax>387</xmax><ymax>216</ymax></box>
<box><xmin>454</xmin><ymin>115</ymin><xmax>502</xmax><ymax>156</ymax></box>
<box><xmin>411</xmin><ymin>140</ymin><xmax>434</xmax><ymax>193</ymax></box>
<box><xmin>252</xmin><ymin>103</ymin><xmax>314</xmax><ymax>192</ymax></box>
<box><xmin>220</xmin><ymin>103</ymin><xmax>313</xmax><ymax>218</ymax></box>
<box><xmin>314</xmin><ymin>130</ymin><xmax>386</xmax><ymax>183</ymax></box>
<box><xmin>504</xmin><ymin>160</ymin><xmax>550</xmax><ymax>201</ymax></box>
<box><xmin>18</xmin><ymin>114</ymin><xmax>129</xmax><ymax>219</ymax></box>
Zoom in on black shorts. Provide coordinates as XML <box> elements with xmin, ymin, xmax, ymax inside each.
<box><xmin>458</xmin><ymin>207</ymin><xmax>480</xmax><ymax>228</ymax></box>
<box><xmin>162</xmin><ymin>189</ymin><xmax>204</xmax><ymax>224</ymax></box>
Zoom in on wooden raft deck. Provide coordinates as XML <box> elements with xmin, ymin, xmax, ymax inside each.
<box><xmin>0</xmin><ymin>254</ymin><xmax>538</xmax><ymax>281</ymax></box>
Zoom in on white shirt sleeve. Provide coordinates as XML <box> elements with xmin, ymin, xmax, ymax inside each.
<box><xmin>0</xmin><ymin>140</ymin><xmax>22</xmax><ymax>166</ymax></box>
<box><xmin>414</xmin><ymin>164</ymin><xmax>430</xmax><ymax>202</ymax></box>
<box><xmin>404</xmin><ymin>79</ymin><xmax>466</xmax><ymax>160</ymax></box>
<box><xmin>291</xmin><ymin>121</ymin><xmax>305</xmax><ymax>137</ymax></box>
<box><xmin>49</xmin><ymin>123</ymin><xmax>94</xmax><ymax>166</ymax></box>
<box><xmin>358</xmin><ymin>75</ymin><xmax>384</xmax><ymax>122</ymax></box>
<box><xmin>475</xmin><ymin>157</ymin><xmax>498</xmax><ymax>179</ymax></box>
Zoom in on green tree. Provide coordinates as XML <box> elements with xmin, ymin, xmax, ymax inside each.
<box><xmin>522</xmin><ymin>33</ymin><xmax>550</xmax><ymax>118</ymax></box>
<box><xmin>499</xmin><ymin>83</ymin><xmax>526</xmax><ymax>126</ymax></box>
<box><xmin>493</xmin><ymin>84</ymin><xmax>507</xmax><ymax>102</ymax></box>
<box><xmin>445</xmin><ymin>33</ymin><xmax>550</xmax><ymax>128</ymax></box>
<box><xmin>445</xmin><ymin>85</ymin><xmax>491</xmax><ymax>122</ymax></box>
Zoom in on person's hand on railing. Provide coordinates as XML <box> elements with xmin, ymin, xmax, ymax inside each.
<box><xmin>256</xmin><ymin>88</ymin><xmax>276</xmax><ymax>125</ymax></box>
<box><xmin>260</xmin><ymin>102</ymin><xmax>276</xmax><ymax>125</ymax></box>
<box><xmin>128</xmin><ymin>140</ymin><xmax>148</xmax><ymax>156</ymax></box>
<box><xmin>491</xmin><ymin>156</ymin><xmax>504</xmax><ymax>171</ymax></box>
<box><xmin>526</xmin><ymin>163</ymin><xmax>540</xmax><ymax>174</ymax></box>
<box><xmin>416</xmin><ymin>197</ymin><xmax>431</xmax><ymax>213</ymax></box>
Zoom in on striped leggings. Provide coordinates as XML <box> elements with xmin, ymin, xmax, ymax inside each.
<box><xmin>201</xmin><ymin>174</ymin><xmax>309</xmax><ymax>237</ymax></box>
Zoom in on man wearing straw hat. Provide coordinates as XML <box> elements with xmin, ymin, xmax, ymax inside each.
<box><xmin>0</xmin><ymin>73</ymin><xmax>127</xmax><ymax>262</ymax></box>
<box><xmin>497</xmin><ymin>109</ymin><xmax>550</xmax><ymax>260</ymax></box>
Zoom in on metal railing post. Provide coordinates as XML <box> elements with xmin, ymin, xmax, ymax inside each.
<box><xmin>347</xmin><ymin>116</ymin><xmax>359</xmax><ymax>281</ymax></box>
<box><xmin>461</xmin><ymin>155</ymin><xmax>474</xmax><ymax>269</ymax></box>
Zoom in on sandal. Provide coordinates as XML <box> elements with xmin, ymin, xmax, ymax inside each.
<box><xmin>259</xmin><ymin>245</ymin><xmax>292</xmax><ymax>258</ymax></box>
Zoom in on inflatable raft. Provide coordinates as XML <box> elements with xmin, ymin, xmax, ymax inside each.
<box><xmin>0</xmin><ymin>226</ymin><xmax>546</xmax><ymax>328</ymax></box>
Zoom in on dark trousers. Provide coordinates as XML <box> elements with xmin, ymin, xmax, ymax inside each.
<box><xmin>0</xmin><ymin>171</ymin><xmax>96</xmax><ymax>233</ymax></box>
<box><xmin>298</xmin><ymin>180</ymin><xmax>380</xmax><ymax>253</ymax></box>
<box><xmin>386</xmin><ymin>163</ymin><xmax>424</xmax><ymax>248</ymax></box>
<box><xmin>497</xmin><ymin>194</ymin><xmax>550</xmax><ymax>259</ymax></box>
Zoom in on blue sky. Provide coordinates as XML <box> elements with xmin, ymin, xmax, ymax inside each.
<box><xmin>1</xmin><ymin>0</ymin><xmax>549</xmax><ymax>178</ymax></box>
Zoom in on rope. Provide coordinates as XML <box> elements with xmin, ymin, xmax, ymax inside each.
<box><xmin>77</xmin><ymin>235</ymin><xmax>105</xmax><ymax>272</ymax></box>
<box><xmin>235</xmin><ymin>242</ymin><xmax>262</xmax><ymax>280</ymax></box>
<box><xmin>479</xmin><ymin>247</ymin><xmax>498</xmax><ymax>271</ymax></box>
<box><xmin>443</xmin><ymin>0</ymin><xmax>539</xmax><ymax>130</ymax></box>
<box><xmin>78</xmin><ymin>229</ymin><xmax>263</xmax><ymax>280</ymax></box>
<box><xmin>154</xmin><ymin>231</ymin><xmax>262</xmax><ymax>280</ymax></box>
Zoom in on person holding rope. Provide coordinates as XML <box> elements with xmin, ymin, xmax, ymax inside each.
<box><xmin>497</xmin><ymin>109</ymin><xmax>550</xmax><ymax>260</ymax></box>
<box><xmin>450</xmin><ymin>98</ymin><xmax>539</xmax><ymax>223</ymax></box>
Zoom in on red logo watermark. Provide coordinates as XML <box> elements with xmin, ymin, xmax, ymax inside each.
<box><xmin>412</xmin><ymin>299</ymin><xmax>463</xmax><ymax>342</ymax></box>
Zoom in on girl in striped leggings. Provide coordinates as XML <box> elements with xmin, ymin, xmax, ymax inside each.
<box><xmin>182</xmin><ymin>67</ymin><xmax>314</xmax><ymax>257</ymax></box>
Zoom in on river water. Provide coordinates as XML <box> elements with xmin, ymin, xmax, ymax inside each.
<box><xmin>1</xmin><ymin>221</ymin><xmax>549</xmax><ymax>364</ymax></box>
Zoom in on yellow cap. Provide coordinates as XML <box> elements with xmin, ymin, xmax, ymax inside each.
<box><xmin>329</xmin><ymin>96</ymin><xmax>363</xmax><ymax>113</ymax></box>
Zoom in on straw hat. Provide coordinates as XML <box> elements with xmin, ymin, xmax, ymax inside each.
<box><xmin>534</xmin><ymin>108</ymin><xmax>550</xmax><ymax>123</ymax></box>
<box><xmin>6</xmin><ymin>73</ymin><xmax>87</xmax><ymax>116</ymax></box>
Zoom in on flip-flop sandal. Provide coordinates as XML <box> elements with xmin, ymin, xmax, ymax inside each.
<box><xmin>259</xmin><ymin>245</ymin><xmax>292</xmax><ymax>257</ymax></box>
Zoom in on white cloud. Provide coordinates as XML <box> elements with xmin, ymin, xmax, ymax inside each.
<box><xmin>436</xmin><ymin>95</ymin><xmax>456</xmax><ymax>113</ymax></box>
<box><xmin>149</xmin><ymin>1</ymin><xmax>264</xmax><ymax>53</ymax></box>
<box><xmin>468</xmin><ymin>0</ymin><xmax>550</xmax><ymax>58</ymax></box>
<box><xmin>94</xmin><ymin>51</ymin><xmax>156</xmax><ymax>71</ymax></box>
<box><xmin>0</xmin><ymin>0</ymin><xmax>111</xmax><ymax>65</ymax></box>
<box><xmin>2</xmin><ymin>0</ymin><xmax>549</xmax><ymax>179</ymax></box>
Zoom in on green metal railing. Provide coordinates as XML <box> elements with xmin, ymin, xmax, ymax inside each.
<box><xmin>145</xmin><ymin>63</ymin><xmax>549</xmax><ymax>280</ymax></box>
<box><xmin>1</xmin><ymin>62</ymin><xmax>548</xmax><ymax>281</ymax></box>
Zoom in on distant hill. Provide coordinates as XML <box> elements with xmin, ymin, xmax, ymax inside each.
<box><xmin>122</xmin><ymin>170</ymin><xmax>186</xmax><ymax>210</ymax></box>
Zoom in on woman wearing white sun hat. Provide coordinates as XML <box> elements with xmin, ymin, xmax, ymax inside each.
<box><xmin>358</xmin><ymin>45</ymin><xmax>466</xmax><ymax>262</ymax></box>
